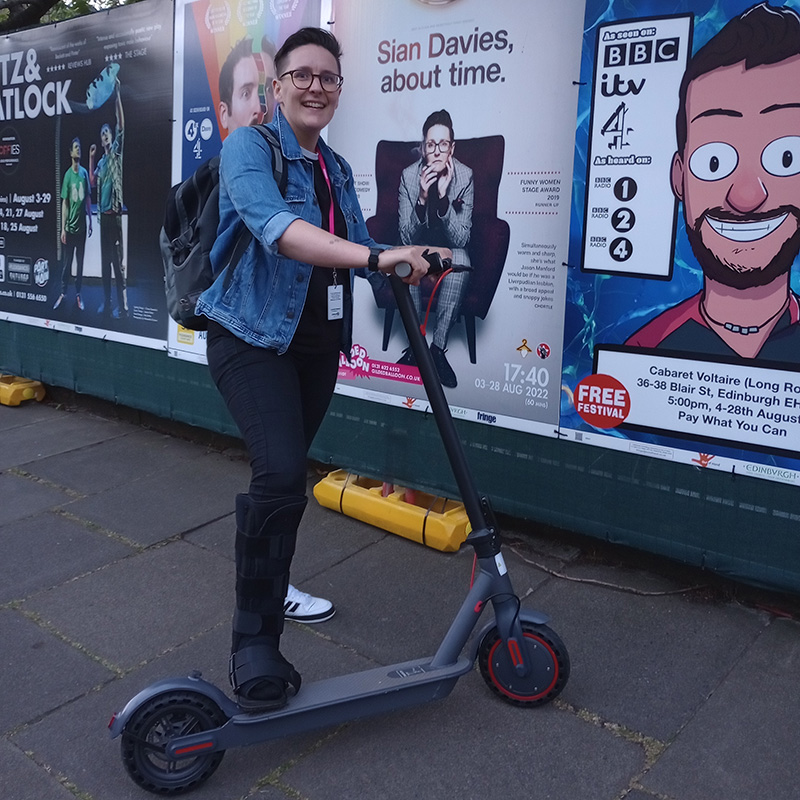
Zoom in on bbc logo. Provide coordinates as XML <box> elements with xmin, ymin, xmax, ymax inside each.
<box><xmin>603</xmin><ymin>38</ymin><xmax>680</xmax><ymax>68</ymax></box>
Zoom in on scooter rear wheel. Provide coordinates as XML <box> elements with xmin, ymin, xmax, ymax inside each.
<box><xmin>120</xmin><ymin>690</ymin><xmax>228</xmax><ymax>794</ymax></box>
<box><xmin>478</xmin><ymin>623</ymin><xmax>569</xmax><ymax>707</ymax></box>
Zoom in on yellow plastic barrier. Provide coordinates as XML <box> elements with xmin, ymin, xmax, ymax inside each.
<box><xmin>313</xmin><ymin>469</ymin><xmax>469</xmax><ymax>552</ymax></box>
<box><xmin>0</xmin><ymin>374</ymin><xmax>46</xmax><ymax>406</ymax></box>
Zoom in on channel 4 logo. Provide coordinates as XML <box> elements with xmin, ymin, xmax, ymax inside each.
<box><xmin>603</xmin><ymin>38</ymin><xmax>680</xmax><ymax>68</ymax></box>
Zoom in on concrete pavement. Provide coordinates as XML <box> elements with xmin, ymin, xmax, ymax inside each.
<box><xmin>1</xmin><ymin>396</ymin><xmax>799</xmax><ymax>800</ymax></box>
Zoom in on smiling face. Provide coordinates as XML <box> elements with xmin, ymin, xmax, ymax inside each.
<box><xmin>273</xmin><ymin>44</ymin><xmax>341</xmax><ymax>150</ymax></box>
<box><xmin>221</xmin><ymin>55</ymin><xmax>262</xmax><ymax>132</ymax></box>
<box><xmin>673</xmin><ymin>56</ymin><xmax>800</xmax><ymax>289</ymax></box>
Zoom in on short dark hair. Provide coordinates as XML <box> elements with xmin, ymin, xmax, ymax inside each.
<box><xmin>676</xmin><ymin>3</ymin><xmax>800</xmax><ymax>154</ymax></box>
<box><xmin>274</xmin><ymin>27</ymin><xmax>343</xmax><ymax>76</ymax></box>
<box><xmin>219</xmin><ymin>38</ymin><xmax>254</xmax><ymax>109</ymax></box>
<box><xmin>71</xmin><ymin>137</ymin><xmax>80</xmax><ymax>151</ymax></box>
<box><xmin>422</xmin><ymin>109</ymin><xmax>454</xmax><ymax>142</ymax></box>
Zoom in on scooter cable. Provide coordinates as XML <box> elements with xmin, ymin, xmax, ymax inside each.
<box><xmin>473</xmin><ymin>589</ymin><xmax>524</xmax><ymax>633</ymax></box>
<box><xmin>419</xmin><ymin>267</ymin><xmax>454</xmax><ymax>336</ymax></box>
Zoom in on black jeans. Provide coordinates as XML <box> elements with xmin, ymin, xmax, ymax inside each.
<box><xmin>100</xmin><ymin>212</ymin><xmax>125</xmax><ymax>309</ymax></box>
<box><xmin>206</xmin><ymin>321</ymin><xmax>340</xmax><ymax>501</ymax></box>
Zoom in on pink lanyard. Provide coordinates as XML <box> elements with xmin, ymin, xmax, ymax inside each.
<box><xmin>316</xmin><ymin>146</ymin><xmax>336</xmax><ymax>234</ymax></box>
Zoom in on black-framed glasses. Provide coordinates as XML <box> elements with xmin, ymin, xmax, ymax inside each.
<box><xmin>279</xmin><ymin>69</ymin><xmax>344</xmax><ymax>92</ymax></box>
<box><xmin>424</xmin><ymin>139</ymin><xmax>452</xmax><ymax>154</ymax></box>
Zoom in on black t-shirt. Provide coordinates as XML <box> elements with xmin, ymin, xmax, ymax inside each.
<box><xmin>290</xmin><ymin>151</ymin><xmax>350</xmax><ymax>354</ymax></box>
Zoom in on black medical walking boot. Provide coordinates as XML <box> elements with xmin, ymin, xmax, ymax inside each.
<box><xmin>229</xmin><ymin>493</ymin><xmax>306</xmax><ymax>711</ymax></box>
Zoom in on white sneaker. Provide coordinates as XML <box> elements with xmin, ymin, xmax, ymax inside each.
<box><xmin>284</xmin><ymin>584</ymin><xmax>335</xmax><ymax>623</ymax></box>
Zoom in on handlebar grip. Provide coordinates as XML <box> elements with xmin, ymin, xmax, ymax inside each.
<box><xmin>394</xmin><ymin>262</ymin><xmax>412</xmax><ymax>278</ymax></box>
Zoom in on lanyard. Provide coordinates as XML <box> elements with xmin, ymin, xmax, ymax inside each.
<box><xmin>316</xmin><ymin>146</ymin><xmax>336</xmax><ymax>235</ymax></box>
<box><xmin>316</xmin><ymin>146</ymin><xmax>338</xmax><ymax>286</ymax></box>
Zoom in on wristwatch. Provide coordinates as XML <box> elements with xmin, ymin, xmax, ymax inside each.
<box><xmin>368</xmin><ymin>247</ymin><xmax>382</xmax><ymax>272</ymax></box>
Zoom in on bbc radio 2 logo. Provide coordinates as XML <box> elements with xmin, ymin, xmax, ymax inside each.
<box><xmin>602</xmin><ymin>35</ymin><xmax>681</xmax><ymax>69</ymax></box>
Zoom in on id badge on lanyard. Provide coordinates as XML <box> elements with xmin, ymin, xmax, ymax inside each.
<box><xmin>327</xmin><ymin>283</ymin><xmax>343</xmax><ymax>320</ymax></box>
<box><xmin>318</xmin><ymin>148</ymin><xmax>343</xmax><ymax>321</ymax></box>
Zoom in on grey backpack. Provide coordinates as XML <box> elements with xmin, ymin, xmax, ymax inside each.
<box><xmin>160</xmin><ymin>125</ymin><xmax>286</xmax><ymax>330</ymax></box>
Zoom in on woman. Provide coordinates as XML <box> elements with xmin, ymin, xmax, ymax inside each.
<box><xmin>196</xmin><ymin>27</ymin><xmax>450</xmax><ymax>711</ymax></box>
<box><xmin>397</xmin><ymin>109</ymin><xmax>473</xmax><ymax>388</ymax></box>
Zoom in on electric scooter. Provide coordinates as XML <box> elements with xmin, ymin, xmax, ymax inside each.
<box><xmin>109</xmin><ymin>252</ymin><xmax>570</xmax><ymax>794</ymax></box>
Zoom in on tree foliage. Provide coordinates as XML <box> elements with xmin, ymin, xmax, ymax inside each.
<box><xmin>0</xmin><ymin>0</ymin><xmax>136</xmax><ymax>34</ymax></box>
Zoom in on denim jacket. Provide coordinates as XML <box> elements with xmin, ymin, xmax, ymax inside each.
<box><xmin>196</xmin><ymin>106</ymin><xmax>377</xmax><ymax>353</ymax></box>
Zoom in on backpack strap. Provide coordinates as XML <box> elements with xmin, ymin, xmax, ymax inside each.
<box><xmin>252</xmin><ymin>124</ymin><xmax>287</xmax><ymax>196</ymax></box>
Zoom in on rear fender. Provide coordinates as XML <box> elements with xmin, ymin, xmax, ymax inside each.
<box><xmin>108</xmin><ymin>674</ymin><xmax>238</xmax><ymax>738</ymax></box>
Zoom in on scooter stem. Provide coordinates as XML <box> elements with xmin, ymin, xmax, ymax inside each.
<box><xmin>388</xmin><ymin>274</ymin><xmax>487</xmax><ymax>530</ymax></box>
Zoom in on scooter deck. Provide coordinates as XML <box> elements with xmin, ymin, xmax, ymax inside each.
<box><xmin>166</xmin><ymin>655</ymin><xmax>474</xmax><ymax>756</ymax></box>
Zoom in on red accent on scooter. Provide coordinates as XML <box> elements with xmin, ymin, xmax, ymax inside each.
<box><xmin>508</xmin><ymin>639</ymin><xmax>523</xmax><ymax>667</ymax></box>
<box><xmin>174</xmin><ymin>742</ymin><xmax>215</xmax><ymax>755</ymax></box>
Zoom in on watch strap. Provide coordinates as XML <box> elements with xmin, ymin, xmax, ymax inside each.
<box><xmin>368</xmin><ymin>247</ymin><xmax>382</xmax><ymax>272</ymax></box>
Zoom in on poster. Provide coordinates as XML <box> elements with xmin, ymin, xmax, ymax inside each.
<box><xmin>0</xmin><ymin>0</ymin><xmax>173</xmax><ymax>349</ymax></box>
<box><xmin>328</xmin><ymin>0</ymin><xmax>585</xmax><ymax>436</ymax></box>
<box><xmin>563</xmin><ymin>0</ymin><xmax>800</xmax><ymax>485</ymax></box>
<box><xmin>167</xmin><ymin>0</ymin><xmax>323</xmax><ymax>361</ymax></box>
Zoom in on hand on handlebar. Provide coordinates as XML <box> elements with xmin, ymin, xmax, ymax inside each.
<box><xmin>381</xmin><ymin>246</ymin><xmax>452</xmax><ymax>285</ymax></box>
<box><xmin>394</xmin><ymin>247</ymin><xmax>477</xmax><ymax>281</ymax></box>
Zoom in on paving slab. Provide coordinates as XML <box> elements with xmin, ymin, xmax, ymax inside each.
<box><xmin>305</xmin><ymin>533</ymin><xmax>484</xmax><ymax>665</ymax></box>
<box><xmin>0</xmin><ymin>471</ymin><xmax>72</xmax><ymax>525</ymax></box>
<box><xmin>64</xmin><ymin>452</ymin><xmax>250</xmax><ymax>546</ymax></box>
<box><xmin>324</xmin><ymin>531</ymin><xmax>550</xmax><ymax>667</ymax></box>
<box><xmin>291</xmin><ymin>490</ymin><xmax>390</xmax><ymax>585</ymax></box>
<box><xmin>281</xmin><ymin>672</ymin><xmax>645</xmax><ymax>800</ymax></box>
<box><xmin>642</xmin><ymin>617</ymin><xmax>800</xmax><ymax>800</ymax></box>
<box><xmin>0</xmin><ymin>401</ymin><xmax>61</xmax><ymax>432</ymax></box>
<box><xmin>23</xmin><ymin>427</ymin><xmax>209</xmax><ymax>496</ymax></box>
<box><xmin>0</xmin><ymin>739</ymin><xmax>76</xmax><ymax>800</ymax></box>
<box><xmin>527</xmin><ymin>576</ymin><xmax>768</xmax><ymax>741</ymax></box>
<box><xmin>20</xmin><ymin>540</ymin><xmax>232</xmax><ymax>672</ymax></box>
<box><xmin>0</xmin><ymin>409</ymin><xmax>129</xmax><ymax>470</ymax></box>
<box><xmin>0</xmin><ymin>510</ymin><xmax>134</xmax><ymax>604</ymax></box>
<box><xmin>0</xmin><ymin>608</ymin><xmax>114</xmax><ymax>734</ymax></box>
<box><xmin>184</xmin><ymin>513</ymin><xmax>235</xmax><ymax>559</ymax></box>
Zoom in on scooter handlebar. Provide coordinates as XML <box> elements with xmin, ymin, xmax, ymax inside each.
<box><xmin>393</xmin><ymin>250</ymin><xmax>471</xmax><ymax>279</ymax></box>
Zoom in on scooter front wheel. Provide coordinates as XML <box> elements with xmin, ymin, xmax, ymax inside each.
<box><xmin>120</xmin><ymin>690</ymin><xmax>228</xmax><ymax>794</ymax></box>
<box><xmin>478</xmin><ymin>623</ymin><xmax>570</xmax><ymax>707</ymax></box>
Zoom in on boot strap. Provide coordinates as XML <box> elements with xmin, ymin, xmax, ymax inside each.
<box><xmin>229</xmin><ymin>644</ymin><xmax>301</xmax><ymax>696</ymax></box>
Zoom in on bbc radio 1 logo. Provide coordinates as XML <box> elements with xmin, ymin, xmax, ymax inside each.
<box><xmin>602</xmin><ymin>37</ymin><xmax>681</xmax><ymax>69</ymax></box>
